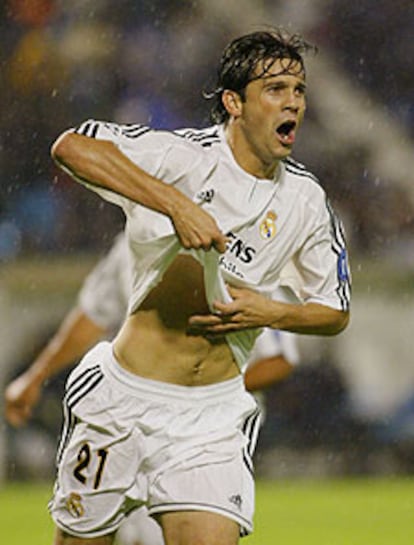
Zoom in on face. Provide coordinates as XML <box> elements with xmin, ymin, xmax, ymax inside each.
<box><xmin>225</xmin><ymin>58</ymin><xmax>307</xmax><ymax>178</ymax></box>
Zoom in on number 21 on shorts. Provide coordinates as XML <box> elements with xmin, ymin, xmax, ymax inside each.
<box><xmin>73</xmin><ymin>442</ymin><xmax>108</xmax><ymax>490</ymax></box>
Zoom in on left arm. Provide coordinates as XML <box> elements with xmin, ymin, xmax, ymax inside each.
<box><xmin>244</xmin><ymin>354</ymin><xmax>293</xmax><ymax>392</ymax></box>
<box><xmin>188</xmin><ymin>285</ymin><xmax>349</xmax><ymax>336</ymax></box>
<box><xmin>244</xmin><ymin>327</ymin><xmax>300</xmax><ymax>391</ymax></box>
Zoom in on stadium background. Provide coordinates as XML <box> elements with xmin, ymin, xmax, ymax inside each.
<box><xmin>1</xmin><ymin>0</ymin><xmax>414</xmax><ymax>542</ymax></box>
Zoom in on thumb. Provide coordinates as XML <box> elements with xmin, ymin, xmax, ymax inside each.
<box><xmin>226</xmin><ymin>285</ymin><xmax>244</xmax><ymax>299</ymax></box>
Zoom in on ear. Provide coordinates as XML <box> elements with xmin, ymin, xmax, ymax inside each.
<box><xmin>222</xmin><ymin>90</ymin><xmax>243</xmax><ymax>118</ymax></box>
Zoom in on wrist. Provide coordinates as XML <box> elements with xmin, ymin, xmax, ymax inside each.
<box><xmin>162</xmin><ymin>185</ymin><xmax>185</xmax><ymax>219</ymax></box>
<box><xmin>27</xmin><ymin>361</ymin><xmax>51</xmax><ymax>385</ymax></box>
<box><xmin>268</xmin><ymin>300</ymin><xmax>299</xmax><ymax>330</ymax></box>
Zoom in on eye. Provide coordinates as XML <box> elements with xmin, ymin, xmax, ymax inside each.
<box><xmin>295</xmin><ymin>84</ymin><xmax>306</xmax><ymax>96</ymax></box>
<box><xmin>267</xmin><ymin>84</ymin><xmax>284</xmax><ymax>93</ymax></box>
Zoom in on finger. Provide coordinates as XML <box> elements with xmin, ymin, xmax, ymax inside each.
<box><xmin>200</xmin><ymin>238</ymin><xmax>215</xmax><ymax>251</ymax></box>
<box><xmin>195</xmin><ymin>322</ymin><xmax>244</xmax><ymax>334</ymax></box>
<box><xmin>188</xmin><ymin>314</ymin><xmax>223</xmax><ymax>326</ymax></box>
<box><xmin>198</xmin><ymin>230</ymin><xmax>226</xmax><ymax>253</ymax></box>
<box><xmin>213</xmin><ymin>234</ymin><xmax>227</xmax><ymax>254</ymax></box>
<box><xmin>178</xmin><ymin>234</ymin><xmax>193</xmax><ymax>249</ymax></box>
<box><xmin>226</xmin><ymin>285</ymin><xmax>247</xmax><ymax>299</ymax></box>
<box><xmin>212</xmin><ymin>300</ymin><xmax>238</xmax><ymax>315</ymax></box>
<box><xmin>6</xmin><ymin>409</ymin><xmax>27</xmax><ymax>428</ymax></box>
<box><xmin>179</xmin><ymin>233</ymin><xmax>204</xmax><ymax>251</ymax></box>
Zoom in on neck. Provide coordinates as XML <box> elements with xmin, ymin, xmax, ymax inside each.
<box><xmin>224</xmin><ymin>121</ymin><xmax>280</xmax><ymax>180</ymax></box>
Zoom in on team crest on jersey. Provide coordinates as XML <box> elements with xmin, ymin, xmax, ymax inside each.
<box><xmin>259</xmin><ymin>211</ymin><xmax>277</xmax><ymax>240</ymax></box>
<box><xmin>66</xmin><ymin>492</ymin><xmax>85</xmax><ymax>518</ymax></box>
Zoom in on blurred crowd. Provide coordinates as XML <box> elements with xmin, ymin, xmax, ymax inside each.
<box><xmin>326</xmin><ymin>1</ymin><xmax>414</xmax><ymax>134</ymax></box>
<box><xmin>0</xmin><ymin>0</ymin><xmax>413</xmax><ymax>261</ymax></box>
<box><xmin>0</xmin><ymin>0</ymin><xmax>230</xmax><ymax>258</ymax></box>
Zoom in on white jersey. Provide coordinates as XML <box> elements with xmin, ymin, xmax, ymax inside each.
<box><xmin>247</xmin><ymin>328</ymin><xmax>300</xmax><ymax>370</ymax></box>
<box><xmin>78</xmin><ymin>233</ymin><xmax>131</xmax><ymax>332</ymax></box>
<box><xmin>68</xmin><ymin>121</ymin><xmax>351</xmax><ymax>372</ymax></box>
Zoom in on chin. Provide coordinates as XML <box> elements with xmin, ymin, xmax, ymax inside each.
<box><xmin>275</xmin><ymin>147</ymin><xmax>292</xmax><ymax>160</ymax></box>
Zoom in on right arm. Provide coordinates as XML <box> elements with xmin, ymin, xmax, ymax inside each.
<box><xmin>51</xmin><ymin>132</ymin><xmax>227</xmax><ymax>253</ymax></box>
<box><xmin>5</xmin><ymin>232</ymin><xmax>129</xmax><ymax>428</ymax></box>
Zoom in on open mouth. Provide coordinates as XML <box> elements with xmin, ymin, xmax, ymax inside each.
<box><xmin>276</xmin><ymin>120</ymin><xmax>297</xmax><ymax>146</ymax></box>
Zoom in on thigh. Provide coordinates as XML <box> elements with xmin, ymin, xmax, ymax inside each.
<box><xmin>148</xmin><ymin>443</ymin><xmax>256</xmax><ymax>536</ymax></box>
<box><xmin>115</xmin><ymin>507</ymin><xmax>164</xmax><ymax>545</ymax></box>
<box><xmin>158</xmin><ymin>511</ymin><xmax>239</xmax><ymax>545</ymax></box>
<box><xmin>147</xmin><ymin>401</ymin><xmax>260</xmax><ymax>537</ymax></box>
<box><xmin>53</xmin><ymin>527</ymin><xmax>115</xmax><ymax>545</ymax></box>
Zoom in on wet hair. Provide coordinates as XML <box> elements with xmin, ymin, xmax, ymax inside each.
<box><xmin>206</xmin><ymin>28</ymin><xmax>316</xmax><ymax>124</ymax></box>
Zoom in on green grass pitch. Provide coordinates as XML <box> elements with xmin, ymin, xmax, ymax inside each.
<box><xmin>1</xmin><ymin>478</ymin><xmax>414</xmax><ymax>544</ymax></box>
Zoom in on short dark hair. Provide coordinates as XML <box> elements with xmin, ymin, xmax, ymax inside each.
<box><xmin>207</xmin><ymin>28</ymin><xmax>316</xmax><ymax>124</ymax></box>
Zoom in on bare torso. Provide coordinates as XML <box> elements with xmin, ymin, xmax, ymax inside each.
<box><xmin>113</xmin><ymin>254</ymin><xmax>239</xmax><ymax>386</ymax></box>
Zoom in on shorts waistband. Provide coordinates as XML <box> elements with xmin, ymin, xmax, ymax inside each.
<box><xmin>101</xmin><ymin>342</ymin><xmax>245</xmax><ymax>402</ymax></box>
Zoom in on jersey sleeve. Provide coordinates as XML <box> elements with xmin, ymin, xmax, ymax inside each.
<box><xmin>74</xmin><ymin>120</ymin><xmax>170</xmax><ymax>178</ymax></box>
<box><xmin>72</xmin><ymin>120</ymin><xmax>207</xmax><ymax>206</ymax></box>
<box><xmin>294</xmin><ymin>194</ymin><xmax>351</xmax><ymax>312</ymax></box>
<box><xmin>77</xmin><ymin>233</ymin><xmax>130</xmax><ymax>331</ymax></box>
<box><xmin>247</xmin><ymin>328</ymin><xmax>300</xmax><ymax>367</ymax></box>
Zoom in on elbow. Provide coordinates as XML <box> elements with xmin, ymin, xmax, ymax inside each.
<box><xmin>51</xmin><ymin>131</ymin><xmax>75</xmax><ymax>165</ymax></box>
<box><xmin>328</xmin><ymin>309</ymin><xmax>350</xmax><ymax>336</ymax></box>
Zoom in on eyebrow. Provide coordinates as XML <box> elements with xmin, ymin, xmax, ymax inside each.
<box><xmin>260</xmin><ymin>72</ymin><xmax>306</xmax><ymax>84</ymax></box>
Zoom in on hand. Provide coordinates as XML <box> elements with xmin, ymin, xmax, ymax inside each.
<box><xmin>188</xmin><ymin>286</ymin><xmax>275</xmax><ymax>334</ymax></box>
<box><xmin>4</xmin><ymin>372</ymin><xmax>43</xmax><ymax>427</ymax></box>
<box><xmin>170</xmin><ymin>193</ymin><xmax>227</xmax><ymax>253</ymax></box>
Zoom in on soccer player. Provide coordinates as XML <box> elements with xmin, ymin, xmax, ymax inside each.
<box><xmin>49</xmin><ymin>28</ymin><xmax>350</xmax><ymax>545</ymax></box>
<box><xmin>5</xmin><ymin>232</ymin><xmax>299</xmax><ymax>545</ymax></box>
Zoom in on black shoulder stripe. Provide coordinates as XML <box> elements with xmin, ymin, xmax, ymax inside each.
<box><xmin>325</xmin><ymin>198</ymin><xmax>351</xmax><ymax>311</ymax></box>
<box><xmin>174</xmin><ymin>127</ymin><xmax>221</xmax><ymax>147</ymax></box>
<box><xmin>326</xmin><ymin>198</ymin><xmax>347</xmax><ymax>254</ymax></box>
<box><xmin>75</xmin><ymin>121</ymin><xmax>91</xmax><ymax>136</ymax></box>
<box><xmin>75</xmin><ymin>121</ymin><xmax>100</xmax><ymax>138</ymax></box>
<box><xmin>285</xmin><ymin>163</ymin><xmax>319</xmax><ymax>184</ymax></box>
<box><xmin>285</xmin><ymin>157</ymin><xmax>306</xmax><ymax>169</ymax></box>
<box><xmin>121</xmin><ymin>125</ymin><xmax>151</xmax><ymax>138</ymax></box>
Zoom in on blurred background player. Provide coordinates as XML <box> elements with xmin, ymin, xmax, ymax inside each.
<box><xmin>5</xmin><ymin>233</ymin><xmax>130</xmax><ymax>429</ymax></box>
<box><xmin>5</xmin><ymin>231</ymin><xmax>301</xmax><ymax>545</ymax></box>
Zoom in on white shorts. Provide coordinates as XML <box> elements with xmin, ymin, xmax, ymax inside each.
<box><xmin>49</xmin><ymin>342</ymin><xmax>261</xmax><ymax>538</ymax></box>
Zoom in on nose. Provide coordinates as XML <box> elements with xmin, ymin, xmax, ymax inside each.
<box><xmin>282</xmin><ymin>90</ymin><xmax>300</xmax><ymax>112</ymax></box>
